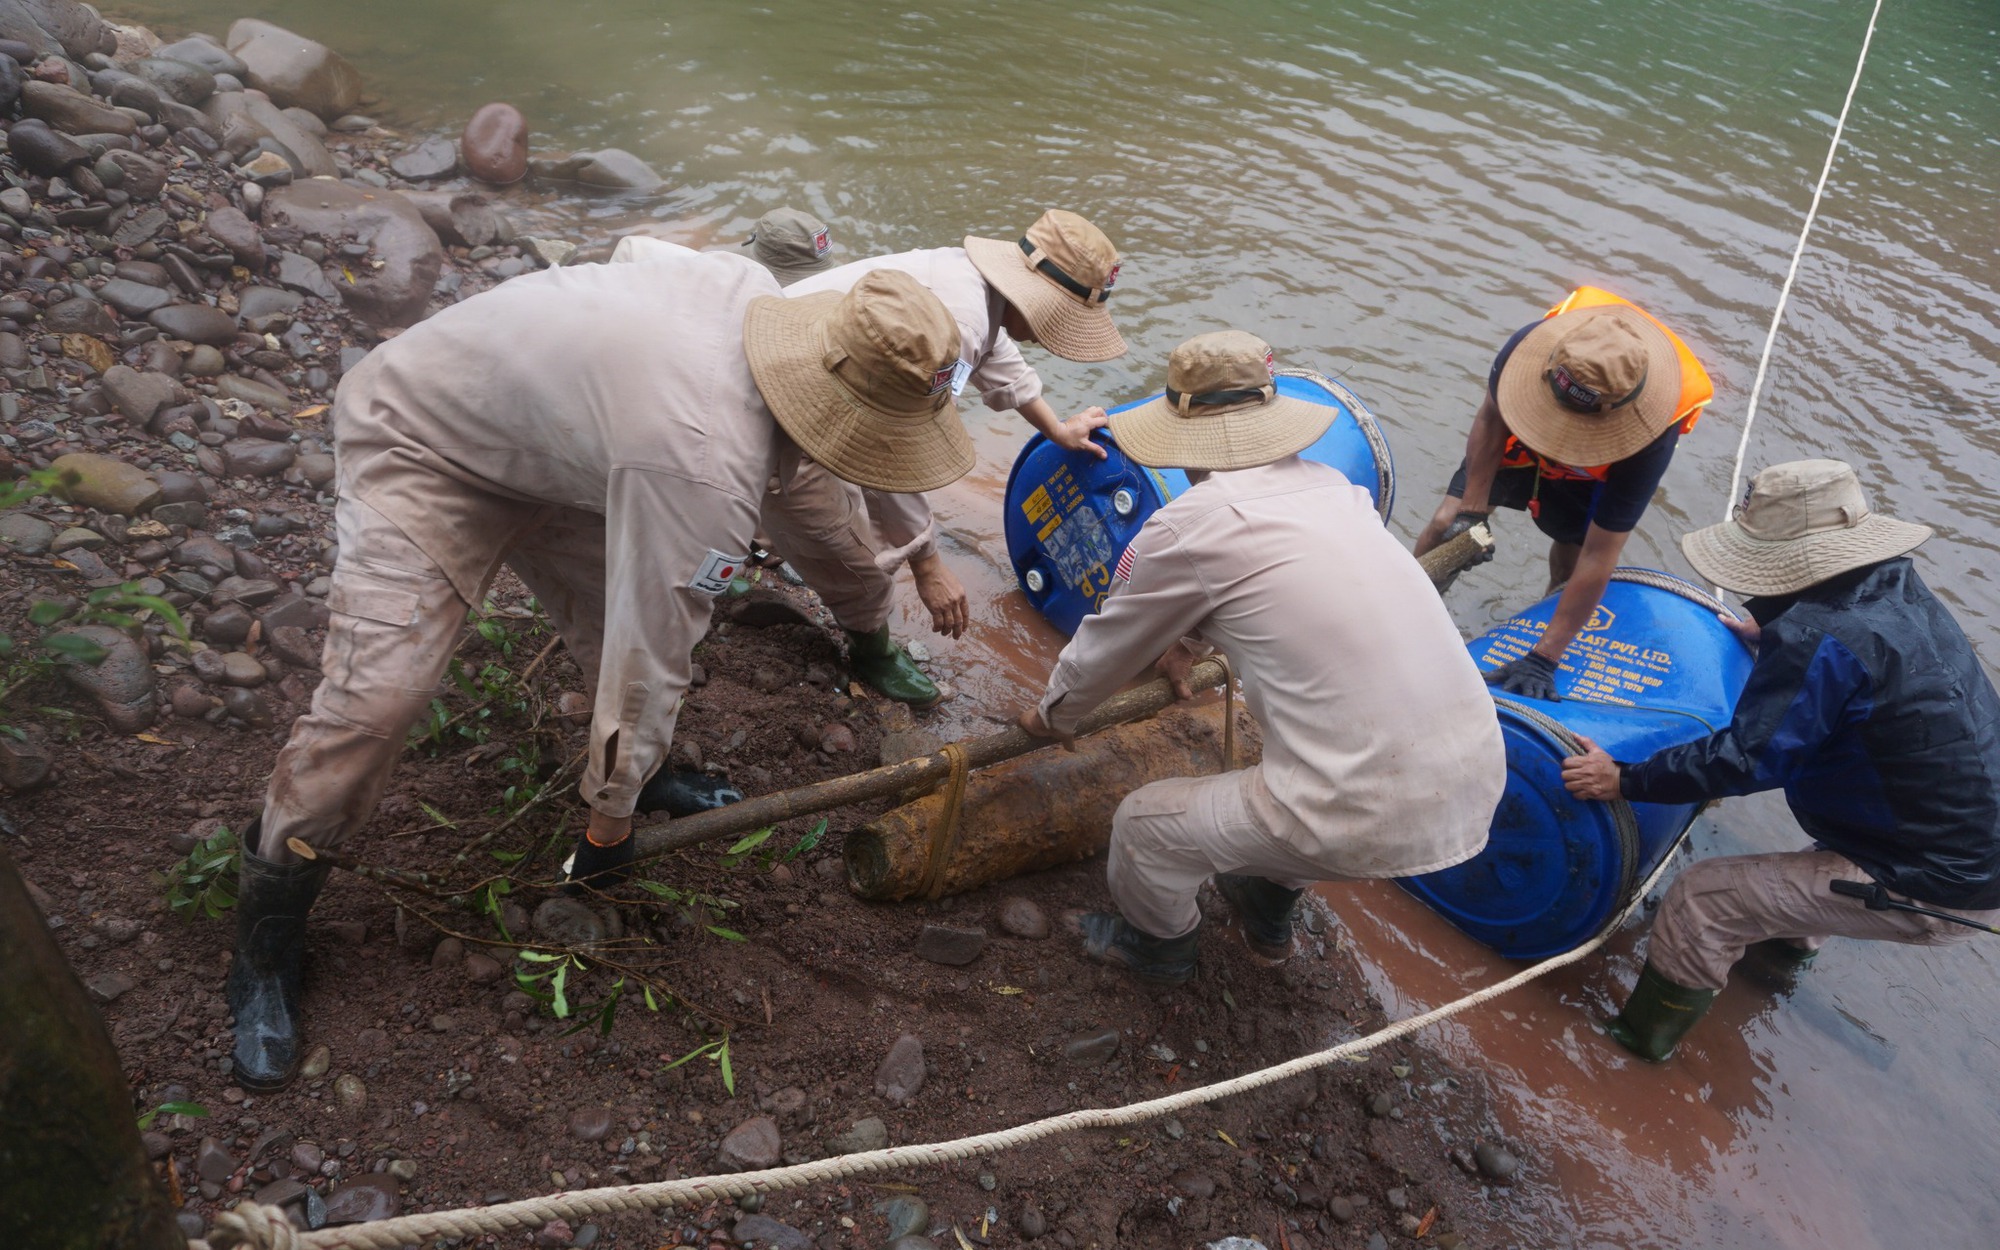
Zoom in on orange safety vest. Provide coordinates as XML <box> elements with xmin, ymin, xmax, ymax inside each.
<box><xmin>1500</xmin><ymin>286</ymin><xmax>1715</xmax><ymax>482</ymax></box>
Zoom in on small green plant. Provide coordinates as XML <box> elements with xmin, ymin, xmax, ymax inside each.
<box><xmin>718</xmin><ymin>818</ymin><xmax>826</xmax><ymax>872</ymax></box>
<box><xmin>665</xmin><ymin>1035</ymin><xmax>736</xmax><ymax>1095</ymax></box>
<box><xmin>136</xmin><ymin>1100</ymin><xmax>209</xmax><ymax>1130</ymax></box>
<box><xmin>155</xmin><ymin>825</ymin><xmax>240</xmax><ymax>920</ymax></box>
<box><xmin>515</xmin><ymin>950</ymin><xmax>662</xmax><ymax>1037</ymax></box>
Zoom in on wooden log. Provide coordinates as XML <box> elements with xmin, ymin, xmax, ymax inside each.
<box><xmin>845</xmin><ymin>702</ymin><xmax>1259</xmax><ymax>900</ymax></box>
<box><xmin>0</xmin><ymin>847</ymin><xmax>184</xmax><ymax>1250</ymax></box>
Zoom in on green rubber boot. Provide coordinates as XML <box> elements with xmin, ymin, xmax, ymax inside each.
<box><xmin>1605</xmin><ymin>962</ymin><xmax>1719</xmax><ymax>1062</ymax></box>
<box><xmin>844</xmin><ymin>626</ymin><xmax>941</xmax><ymax>708</ymax></box>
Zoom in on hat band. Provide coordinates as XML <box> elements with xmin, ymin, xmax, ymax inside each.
<box><xmin>1017</xmin><ymin>237</ymin><xmax>1112</xmax><ymax>304</ymax></box>
<box><xmin>1166</xmin><ymin>384</ymin><xmax>1273</xmax><ymax>416</ymax></box>
<box><xmin>1547</xmin><ymin>362</ymin><xmax>1646</xmax><ymax>415</ymax></box>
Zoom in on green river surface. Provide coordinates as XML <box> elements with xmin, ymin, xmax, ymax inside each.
<box><xmin>123</xmin><ymin>2</ymin><xmax>2000</xmax><ymax>1246</ymax></box>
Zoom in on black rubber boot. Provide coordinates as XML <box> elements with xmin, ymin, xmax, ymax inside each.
<box><xmin>843</xmin><ymin>626</ymin><xmax>942</xmax><ymax>708</ymax></box>
<box><xmin>1072</xmin><ymin>912</ymin><xmax>1200</xmax><ymax>986</ymax></box>
<box><xmin>1605</xmin><ymin>962</ymin><xmax>1719</xmax><ymax>1062</ymax></box>
<box><xmin>563</xmin><ymin>831</ymin><xmax>635</xmax><ymax>896</ymax></box>
<box><xmin>1215</xmin><ymin>874</ymin><xmax>1303</xmax><ymax>963</ymax></box>
<box><xmin>227</xmin><ymin>831</ymin><xmax>330</xmax><ymax>1092</ymax></box>
<box><xmin>636</xmin><ymin>769</ymin><xmax>745</xmax><ymax>817</ymax></box>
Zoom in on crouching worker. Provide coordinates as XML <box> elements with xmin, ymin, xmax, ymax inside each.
<box><xmin>1563</xmin><ymin>461</ymin><xmax>2000</xmax><ymax>1060</ymax></box>
<box><xmin>228</xmin><ymin>253</ymin><xmax>972</xmax><ymax>1089</ymax></box>
<box><xmin>1016</xmin><ymin>331</ymin><xmax>1507</xmax><ymax>984</ymax></box>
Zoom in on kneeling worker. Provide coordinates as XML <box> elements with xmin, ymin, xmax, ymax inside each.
<box><xmin>1563</xmin><ymin>461</ymin><xmax>2000</xmax><ymax>1060</ymax></box>
<box><xmin>1018</xmin><ymin>331</ymin><xmax>1507</xmax><ymax>983</ymax></box>
<box><xmin>1414</xmin><ymin>288</ymin><xmax>1714</xmax><ymax>699</ymax></box>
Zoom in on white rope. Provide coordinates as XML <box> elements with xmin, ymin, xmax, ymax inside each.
<box><xmin>197</xmin><ymin>842</ymin><xmax>1688</xmax><ymax>1250</ymax></box>
<box><xmin>1719</xmin><ymin>0</ymin><xmax>1886</xmax><ymax>533</ymax></box>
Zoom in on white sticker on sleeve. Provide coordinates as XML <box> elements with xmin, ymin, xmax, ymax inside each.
<box><xmin>688</xmin><ymin>549</ymin><xmax>747</xmax><ymax>596</ymax></box>
<box><xmin>950</xmin><ymin>357</ymin><xmax>973</xmax><ymax>396</ymax></box>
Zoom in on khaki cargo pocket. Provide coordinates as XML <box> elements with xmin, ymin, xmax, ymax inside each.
<box><xmin>328</xmin><ymin>577</ymin><xmax>422</xmax><ymax>627</ymax></box>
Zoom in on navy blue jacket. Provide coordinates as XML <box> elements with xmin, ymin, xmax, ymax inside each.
<box><xmin>1620</xmin><ymin>558</ymin><xmax>2000</xmax><ymax>909</ymax></box>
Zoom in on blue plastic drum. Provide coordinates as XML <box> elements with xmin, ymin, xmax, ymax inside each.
<box><xmin>1399</xmin><ymin>570</ymin><xmax>1755</xmax><ymax>958</ymax></box>
<box><xmin>1004</xmin><ymin>369</ymin><xmax>1394</xmax><ymax>636</ymax></box>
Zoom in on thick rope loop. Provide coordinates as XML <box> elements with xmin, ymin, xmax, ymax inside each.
<box><xmin>915</xmin><ymin>741</ymin><xmax>972</xmax><ymax>900</ymax></box>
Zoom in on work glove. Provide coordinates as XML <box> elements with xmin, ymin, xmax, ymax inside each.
<box><xmin>1440</xmin><ymin>509</ymin><xmax>1495</xmax><ymax>567</ymax></box>
<box><xmin>1485</xmin><ymin>651</ymin><xmax>1560</xmax><ymax>701</ymax></box>
<box><xmin>563</xmin><ymin>830</ymin><xmax>634</xmax><ymax>895</ymax></box>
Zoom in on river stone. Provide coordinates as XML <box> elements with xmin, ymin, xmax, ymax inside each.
<box><xmin>101</xmin><ymin>148</ymin><xmax>165</xmax><ymax>197</ymax></box>
<box><xmin>220</xmin><ymin>651</ymin><xmax>266</xmax><ymax>687</ymax></box>
<box><xmin>152</xmin><ymin>500</ymin><xmax>205</xmax><ymax>528</ymax></box>
<box><xmin>100</xmin><ymin>363</ymin><xmax>182</xmax><ymax>425</ymax></box>
<box><xmin>149</xmin><ymin>304</ymin><xmax>236</xmax><ymax>346</ymax></box>
<box><xmin>237</xmin><ymin>284</ymin><xmax>302</xmax><ymax>328</ymax></box>
<box><xmin>389</xmin><ymin>136</ymin><xmax>456</xmax><ymax>180</ymax></box>
<box><xmin>51</xmin><ymin>451</ymin><xmax>161</xmax><ymax>514</ymax></box>
<box><xmin>110</xmin><ymin>205</ymin><xmax>169</xmax><ymax>247</ymax></box>
<box><xmin>42</xmin><ymin>294</ymin><xmax>117</xmax><ymax>335</ymax></box>
<box><xmin>226</xmin><ymin>19</ymin><xmax>362</xmax><ymax>119</ymax></box>
<box><xmin>1062</xmin><ymin>1027</ymin><xmax>1121</xmax><ymax>1065</ymax></box>
<box><xmin>571</xmin><ymin>148</ymin><xmax>664</xmax><ymax>192</ymax></box>
<box><xmin>184</xmin><ymin>344</ymin><xmax>226</xmax><ymax>376</ymax></box>
<box><xmin>267</xmin><ymin>624</ymin><xmax>319</xmax><ymax>668</ymax></box>
<box><xmin>174</xmin><ymin>533</ymin><xmax>231</xmax><ymax>568</ymax></box>
<box><xmin>56</xmin><ymin>623</ymin><xmax>155</xmax><ymax>731</ymax></box>
<box><xmin>21</xmin><ymin>79</ymin><xmax>136</xmax><ymax>135</ymax></box>
<box><xmin>297</xmin><ymin>451</ymin><xmax>336</xmax><ymax>488</ymax></box>
<box><xmin>0</xmin><ymin>513</ymin><xmax>56</xmax><ymax>555</ymax></box>
<box><xmin>221</xmin><ymin>438</ymin><xmax>294</xmax><ymax>476</ymax></box>
<box><xmin>829</xmin><ymin>1115</ymin><xmax>888</xmax><ymax>1155</ymax></box>
<box><xmin>103</xmin><ymin>73</ymin><xmax>164</xmax><ymax>121</ymax></box>
<box><xmin>221</xmin><ymin>685</ymin><xmax>271</xmax><ymax>726</ymax></box>
<box><xmin>154</xmin><ymin>469</ymin><xmax>207</xmax><ymax>504</ymax></box>
<box><xmin>730</xmin><ymin>1215</ymin><xmax>812</xmax><ymax>1250</ymax></box>
<box><xmin>716</xmin><ymin>1115</ymin><xmax>781</xmax><ymax>1171</ymax></box>
<box><xmin>203</xmin><ymin>204</ymin><xmax>264</xmax><ymax>269</ymax></box>
<box><xmin>322</xmin><ymin>1174</ymin><xmax>398</xmax><ymax>1225</ymax></box>
<box><xmin>4</xmin><ymin>116</ymin><xmax>87</xmax><ymax>173</ymax></box>
<box><xmin>531</xmin><ymin>896</ymin><xmax>606</xmax><ymax>947</ymax></box>
<box><xmin>399</xmin><ymin>189</ymin><xmax>500</xmax><ymax>248</ymax></box>
<box><xmin>263</xmin><ymin>181</ymin><xmax>442</xmax><ymax>329</ymax></box>
<box><xmin>201</xmin><ymin>90</ymin><xmax>335</xmax><ymax>177</ymax></box>
<box><xmin>202</xmin><ymin>602</ymin><xmax>252</xmax><ymax>644</ymax></box>
<box><xmin>97</xmin><ymin>277</ymin><xmax>175</xmax><ymax>317</ymax></box>
<box><xmin>997</xmin><ymin>896</ymin><xmax>1050</xmax><ymax>939</ymax></box>
<box><xmin>270</xmin><ymin>249</ymin><xmax>337</xmax><ymax>300</ymax></box>
<box><xmin>11</xmin><ymin>0</ymin><xmax>107</xmax><ymax>60</ymax></box>
<box><xmin>461</xmin><ymin>101</ymin><xmax>528</xmax><ymax>184</ymax></box>
<box><xmin>1474</xmin><ymin>1141</ymin><xmax>1519</xmax><ymax>1182</ymax></box>
<box><xmin>568</xmin><ymin>1106</ymin><xmax>612</xmax><ymax>1143</ymax></box>
<box><xmin>218</xmin><ymin>374</ymin><xmax>289</xmax><ymax>409</ymax></box>
<box><xmin>131</xmin><ymin>55</ymin><xmax>213</xmax><ymax>105</ymax></box>
<box><xmin>912</xmin><ymin>923</ymin><xmax>986</xmax><ymax>966</ymax></box>
<box><xmin>155</xmin><ymin>36</ymin><xmax>245</xmax><ymax>79</ymax></box>
<box><xmin>211</xmin><ymin>576</ymin><xmax>282</xmax><ymax>607</ymax></box>
<box><xmin>0</xmin><ymin>51</ymin><xmax>17</xmax><ymax>112</ymax></box>
<box><xmin>873</xmin><ymin>1033</ymin><xmax>926</xmax><ymax>1105</ymax></box>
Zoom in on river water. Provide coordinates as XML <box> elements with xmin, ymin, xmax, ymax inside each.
<box><xmin>130</xmin><ymin>1</ymin><xmax>2000</xmax><ymax>1245</ymax></box>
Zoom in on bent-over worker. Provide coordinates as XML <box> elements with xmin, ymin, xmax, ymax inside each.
<box><xmin>759</xmin><ymin>209</ymin><xmax>1129</xmax><ymax>707</ymax></box>
<box><xmin>1019</xmin><ymin>331</ymin><xmax>1507</xmax><ymax>984</ymax></box>
<box><xmin>1414</xmin><ymin>288</ymin><xmax>1714</xmax><ymax>700</ymax></box>
<box><xmin>228</xmin><ymin>251</ymin><xmax>971</xmax><ymax>1090</ymax></box>
<box><xmin>1563</xmin><ymin>461</ymin><xmax>2000</xmax><ymax>1060</ymax></box>
<box><xmin>742</xmin><ymin>206</ymin><xmax>838</xmax><ymax>285</ymax></box>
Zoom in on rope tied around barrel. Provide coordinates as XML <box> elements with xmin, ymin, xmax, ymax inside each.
<box><xmin>915</xmin><ymin>741</ymin><xmax>972</xmax><ymax>900</ymax></box>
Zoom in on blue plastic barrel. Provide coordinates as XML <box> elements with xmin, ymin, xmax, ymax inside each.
<box><xmin>1399</xmin><ymin>570</ymin><xmax>1755</xmax><ymax>958</ymax></box>
<box><xmin>1003</xmin><ymin>369</ymin><xmax>1394</xmax><ymax>636</ymax></box>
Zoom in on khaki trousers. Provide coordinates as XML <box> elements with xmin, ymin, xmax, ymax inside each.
<box><xmin>1109</xmin><ymin>767</ymin><xmax>1353</xmax><ymax>940</ymax></box>
<box><xmin>758</xmin><ymin>460</ymin><xmax>894</xmax><ymax>633</ymax></box>
<box><xmin>256</xmin><ymin>493</ymin><xmax>610</xmax><ymax>862</ymax></box>
<box><xmin>1647</xmin><ymin>849</ymin><xmax>2000</xmax><ymax>991</ymax></box>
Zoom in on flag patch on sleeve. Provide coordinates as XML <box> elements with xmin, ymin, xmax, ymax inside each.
<box><xmin>688</xmin><ymin>549</ymin><xmax>747</xmax><ymax>596</ymax></box>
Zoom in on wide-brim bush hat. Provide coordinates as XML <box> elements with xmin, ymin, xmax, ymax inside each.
<box><xmin>964</xmin><ymin>209</ymin><xmax>1127</xmax><ymax>362</ymax></box>
<box><xmin>1495</xmin><ymin>304</ymin><xmax>1682</xmax><ymax>465</ymax></box>
<box><xmin>1681</xmin><ymin>459</ymin><xmax>1932</xmax><ymax>596</ymax></box>
<box><xmin>743</xmin><ymin>269</ymin><xmax>973</xmax><ymax>493</ymax></box>
<box><xmin>1108</xmin><ymin>331</ymin><xmax>1333</xmax><ymax>471</ymax></box>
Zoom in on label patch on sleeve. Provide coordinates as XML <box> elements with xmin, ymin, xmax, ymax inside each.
<box><xmin>950</xmin><ymin>357</ymin><xmax>973</xmax><ymax>396</ymax></box>
<box><xmin>1113</xmin><ymin>544</ymin><xmax>1138</xmax><ymax>583</ymax></box>
<box><xmin>688</xmin><ymin>549</ymin><xmax>747</xmax><ymax>596</ymax></box>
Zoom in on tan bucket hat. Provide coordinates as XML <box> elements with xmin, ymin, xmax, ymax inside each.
<box><xmin>1107</xmin><ymin>331</ymin><xmax>1335</xmax><ymax>472</ymax></box>
<box><xmin>1495</xmin><ymin>304</ymin><xmax>1682</xmax><ymax>466</ymax></box>
<box><xmin>745</xmin><ymin>207</ymin><xmax>837</xmax><ymax>286</ymax></box>
<box><xmin>742</xmin><ymin>268</ymin><xmax>974</xmax><ymax>494</ymax></box>
<box><xmin>964</xmin><ymin>209</ymin><xmax>1127</xmax><ymax>362</ymax></box>
<box><xmin>1681</xmin><ymin>459</ymin><xmax>1932</xmax><ymax>596</ymax></box>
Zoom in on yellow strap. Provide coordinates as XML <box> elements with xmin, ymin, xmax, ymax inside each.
<box><xmin>916</xmin><ymin>742</ymin><xmax>973</xmax><ymax>900</ymax></box>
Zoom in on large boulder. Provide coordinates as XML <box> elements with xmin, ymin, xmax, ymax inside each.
<box><xmin>5</xmin><ymin>117</ymin><xmax>89</xmax><ymax>174</ymax></box>
<box><xmin>131</xmin><ymin>56</ymin><xmax>215</xmax><ymax>106</ymax></box>
<box><xmin>225</xmin><ymin>18</ymin><xmax>361</xmax><ymax>120</ymax></box>
<box><xmin>0</xmin><ymin>1</ymin><xmax>60</xmax><ymax>57</ymax></box>
<box><xmin>200</xmin><ymin>90</ymin><xmax>335</xmax><ymax>177</ymax></box>
<box><xmin>461</xmin><ymin>103</ymin><xmax>528</xmax><ymax>185</ymax></box>
<box><xmin>50</xmin><ymin>451</ymin><xmax>161</xmax><ymax>515</ymax></box>
<box><xmin>20</xmin><ymin>80</ymin><xmax>137</xmax><ymax>136</ymax></box>
<box><xmin>153</xmin><ymin>35</ymin><xmax>246</xmax><ymax>79</ymax></box>
<box><xmin>15</xmin><ymin>0</ymin><xmax>109</xmax><ymax>60</ymax></box>
<box><xmin>399</xmin><ymin>189</ymin><xmax>501</xmax><ymax>248</ymax></box>
<box><xmin>55</xmin><ymin>624</ymin><xmax>156</xmax><ymax>733</ymax></box>
<box><xmin>262</xmin><ymin>181</ymin><xmax>442</xmax><ymax>329</ymax></box>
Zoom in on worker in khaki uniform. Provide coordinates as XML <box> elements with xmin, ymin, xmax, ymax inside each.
<box><xmin>1563</xmin><ymin>461</ymin><xmax>2000</xmax><ymax>1061</ymax></box>
<box><xmin>759</xmin><ymin>209</ymin><xmax>1129</xmax><ymax>707</ymax></box>
<box><xmin>1018</xmin><ymin>332</ymin><xmax>1507</xmax><ymax>984</ymax></box>
<box><xmin>228</xmin><ymin>252</ymin><xmax>970</xmax><ymax>1090</ymax></box>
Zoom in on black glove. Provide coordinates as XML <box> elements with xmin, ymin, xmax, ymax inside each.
<box><xmin>1485</xmin><ymin>651</ymin><xmax>1560</xmax><ymax>701</ymax></box>
<box><xmin>1440</xmin><ymin>509</ymin><xmax>1495</xmax><ymax>567</ymax></box>
<box><xmin>563</xmin><ymin>830</ymin><xmax>634</xmax><ymax>895</ymax></box>
<box><xmin>637</xmin><ymin>769</ymin><xmax>745</xmax><ymax>818</ymax></box>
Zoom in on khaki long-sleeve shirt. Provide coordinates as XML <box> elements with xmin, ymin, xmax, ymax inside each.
<box><xmin>332</xmin><ymin>249</ymin><xmax>784</xmax><ymax>815</ymax></box>
<box><xmin>787</xmin><ymin>248</ymin><xmax>1045</xmax><ymax>566</ymax></box>
<box><xmin>1037</xmin><ymin>457</ymin><xmax>1506</xmax><ymax>877</ymax></box>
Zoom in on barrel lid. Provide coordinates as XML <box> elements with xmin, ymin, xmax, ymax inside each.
<box><xmin>1398</xmin><ymin>705</ymin><xmax>1639</xmax><ymax>960</ymax></box>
